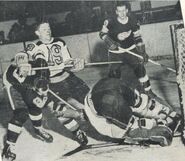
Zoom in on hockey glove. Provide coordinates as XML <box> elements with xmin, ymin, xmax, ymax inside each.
<box><xmin>99</xmin><ymin>32</ymin><xmax>119</xmax><ymax>51</ymax></box>
<box><xmin>65</xmin><ymin>58</ymin><xmax>85</xmax><ymax>72</ymax></box>
<box><xmin>136</xmin><ymin>44</ymin><xmax>149</xmax><ymax>65</ymax></box>
<box><xmin>34</xmin><ymin>77</ymin><xmax>49</xmax><ymax>96</ymax></box>
<box><xmin>18</xmin><ymin>63</ymin><xmax>32</xmax><ymax>77</ymax></box>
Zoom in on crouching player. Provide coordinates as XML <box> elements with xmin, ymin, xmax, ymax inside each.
<box><xmin>1</xmin><ymin>51</ymin><xmax>53</xmax><ymax>161</ymax></box>
<box><xmin>84</xmin><ymin>78</ymin><xmax>181</xmax><ymax>146</ymax></box>
<box><xmin>2</xmin><ymin>51</ymin><xmax>88</xmax><ymax>161</ymax></box>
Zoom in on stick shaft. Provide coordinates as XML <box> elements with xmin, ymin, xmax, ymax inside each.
<box><xmin>31</xmin><ymin>61</ymin><xmax>122</xmax><ymax>71</ymax></box>
<box><xmin>86</xmin><ymin>61</ymin><xmax>122</xmax><ymax>66</ymax></box>
<box><xmin>48</xmin><ymin>89</ymin><xmax>76</xmax><ymax>111</ymax></box>
<box><xmin>115</xmin><ymin>48</ymin><xmax>176</xmax><ymax>73</ymax></box>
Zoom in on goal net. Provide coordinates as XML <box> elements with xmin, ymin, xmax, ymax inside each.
<box><xmin>170</xmin><ymin>21</ymin><xmax>185</xmax><ymax>137</ymax></box>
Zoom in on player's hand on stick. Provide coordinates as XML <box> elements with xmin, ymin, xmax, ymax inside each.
<box><xmin>18</xmin><ymin>63</ymin><xmax>32</xmax><ymax>77</ymax></box>
<box><xmin>34</xmin><ymin>77</ymin><xmax>49</xmax><ymax>96</ymax></box>
<box><xmin>136</xmin><ymin>44</ymin><xmax>149</xmax><ymax>65</ymax></box>
<box><xmin>70</xmin><ymin>58</ymin><xmax>85</xmax><ymax>72</ymax></box>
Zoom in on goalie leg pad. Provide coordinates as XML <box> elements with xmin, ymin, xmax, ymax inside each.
<box><xmin>126</xmin><ymin>125</ymin><xmax>173</xmax><ymax>146</ymax></box>
<box><xmin>149</xmin><ymin>125</ymin><xmax>173</xmax><ymax>146</ymax></box>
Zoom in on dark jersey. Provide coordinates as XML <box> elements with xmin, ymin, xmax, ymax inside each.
<box><xmin>106</xmin><ymin>16</ymin><xmax>141</xmax><ymax>48</ymax></box>
<box><xmin>4</xmin><ymin>63</ymin><xmax>49</xmax><ymax>109</ymax></box>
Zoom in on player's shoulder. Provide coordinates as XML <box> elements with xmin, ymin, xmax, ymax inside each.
<box><xmin>6</xmin><ymin>64</ymin><xmax>16</xmax><ymax>74</ymax></box>
<box><xmin>53</xmin><ymin>37</ymin><xmax>66</xmax><ymax>46</ymax></box>
<box><xmin>103</xmin><ymin>17</ymin><xmax>115</xmax><ymax>26</ymax></box>
<box><xmin>128</xmin><ymin>13</ymin><xmax>140</xmax><ymax>26</ymax></box>
<box><xmin>26</xmin><ymin>42</ymin><xmax>39</xmax><ymax>53</ymax></box>
<box><xmin>36</xmin><ymin>41</ymin><xmax>43</xmax><ymax>46</ymax></box>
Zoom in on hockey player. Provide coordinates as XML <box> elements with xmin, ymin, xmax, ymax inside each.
<box><xmin>84</xmin><ymin>78</ymin><xmax>181</xmax><ymax>146</ymax></box>
<box><xmin>25</xmin><ymin>21</ymin><xmax>89</xmax><ymax>144</ymax></box>
<box><xmin>2</xmin><ymin>51</ymin><xmax>53</xmax><ymax>161</ymax></box>
<box><xmin>99</xmin><ymin>1</ymin><xmax>173</xmax><ymax>109</ymax></box>
<box><xmin>99</xmin><ymin>1</ymin><xmax>152</xmax><ymax>94</ymax></box>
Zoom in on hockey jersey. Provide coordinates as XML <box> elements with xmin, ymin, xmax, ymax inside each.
<box><xmin>26</xmin><ymin>38</ymin><xmax>71</xmax><ymax>82</ymax></box>
<box><xmin>105</xmin><ymin>15</ymin><xmax>142</xmax><ymax>49</ymax></box>
<box><xmin>3</xmin><ymin>64</ymin><xmax>48</xmax><ymax>109</ymax></box>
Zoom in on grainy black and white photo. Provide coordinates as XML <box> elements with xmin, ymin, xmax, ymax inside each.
<box><xmin>0</xmin><ymin>0</ymin><xmax>185</xmax><ymax>161</ymax></box>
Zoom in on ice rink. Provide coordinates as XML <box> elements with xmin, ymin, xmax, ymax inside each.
<box><xmin>0</xmin><ymin>57</ymin><xmax>184</xmax><ymax>161</ymax></box>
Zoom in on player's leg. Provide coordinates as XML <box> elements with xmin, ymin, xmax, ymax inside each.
<box><xmin>132</xmin><ymin>92</ymin><xmax>181</xmax><ymax>134</ymax></box>
<box><xmin>125</xmin><ymin>118</ymin><xmax>173</xmax><ymax>146</ymax></box>
<box><xmin>108</xmin><ymin>52</ymin><xmax>123</xmax><ymax>78</ymax></box>
<box><xmin>2</xmin><ymin>108</ymin><xmax>28</xmax><ymax>161</ymax></box>
<box><xmin>50</xmin><ymin>100</ymin><xmax>88</xmax><ymax>146</ymax></box>
<box><xmin>2</xmin><ymin>86</ymin><xmax>28</xmax><ymax>161</ymax></box>
<box><xmin>128</xmin><ymin>48</ymin><xmax>173</xmax><ymax>109</ymax></box>
<box><xmin>126</xmin><ymin>48</ymin><xmax>152</xmax><ymax>93</ymax></box>
<box><xmin>60</xmin><ymin>117</ymin><xmax>88</xmax><ymax>146</ymax></box>
<box><xmin>28</xmin><ymin>106</ymin><xmax>53</xmax><ymax>143</ymax></box>
<box><xmin>49</xmin><ymin>101</ymin><xmax>88</xmax><ymax>146</ymax></box>
<box><xmin>66</xmin><ymin>73</ymin><xmax>90</xmax><ymax>104</ymax></box>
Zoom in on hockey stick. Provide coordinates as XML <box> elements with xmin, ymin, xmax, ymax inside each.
<box><xmin>48</xmin><ymin>89</ymin><xmax>77</xmax><ymax>111</ymax></box>
<box><xmin>31</xmin><ymin>61</ymin><xmax>123</xmax><ymax>71</ymax></box>
<box><xmin>110</xmin><ymin>47</ymin><xmax>176</xmax><ymax>73</ymax></box>
<box><xmin>59</xmin><ymin>142</ymin><xmax>148</xmax><ymax>159</ymax></box>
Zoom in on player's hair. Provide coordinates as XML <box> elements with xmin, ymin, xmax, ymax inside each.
<box><xmin>34</xmin><ymin>19</ymin><xmax>50</xmax><ymax>31</ymax></box>
<box><xmin>115</xmin><ymin>1</ymin><xmax>131</xmax><ymax>10</ymax></box>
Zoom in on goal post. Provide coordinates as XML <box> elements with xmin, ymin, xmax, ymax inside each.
<box><xmin>170</xmin><ymin>21</ymin><xmax>185</xmax><ymax>143</ymax></box>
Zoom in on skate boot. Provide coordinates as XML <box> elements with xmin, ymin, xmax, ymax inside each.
<box><xmin>167</xmin><ymin>113</ymin><xmax>182</xmax><ymax>133</ymax></box>
<box><xmin>34</xmin><ymin>127</ymin><xmax>53</xmax><ymax>143</ymax></box>
<box><xmin>2</xmin><ymin>144</ymin><xmax>16</xmax><ymax>161</ymax></box>
<box><xmin>73</xmin><ymin>129</ymin><xmax>88</xmax><ymax>146</ymax></box>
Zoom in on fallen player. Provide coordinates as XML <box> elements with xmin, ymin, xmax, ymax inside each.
<box><xmin>84</xmin><ymin>77</ymin><xmax>181</xmax><ymax>146</ymax></box>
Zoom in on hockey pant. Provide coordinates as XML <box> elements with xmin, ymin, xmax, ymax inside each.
<box><xmin>48</xmin><ymin>73</ymin><xmax>90</xmax><ymax>133</ymax></box>
<box><xmin>4</xmin><ymin>86</ymin><xmax>43</xmax><ymax>146</ymax></box>
<box><xmin>108</xmin><ymin>48</ymin><xmax>151</xmax><ymax>92</ymax></box>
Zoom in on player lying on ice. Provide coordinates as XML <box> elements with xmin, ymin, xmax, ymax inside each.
<box><xmin>1</xmin><ymin>51</ymin><xmax>88</xmax><ymax>161</ymax></box>
<box><xmin>84</xmin><ymin>77</ymin><xmax>181</xmax><ymax>146</ymax></box>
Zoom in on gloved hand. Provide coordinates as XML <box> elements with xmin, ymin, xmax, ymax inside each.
<box><xmin>18</xmin><ymin>63</ymin><xmax>32</xmax><ymax>77</ymax></box>
<box><xmin>100</xmin><ymin>32</ymin><xmax>119</xmax><ymax>51</ymax></box>
<box><xmin>34</xmin><ymin>77</ymin><xmax>49</xmax><ymax>96</ymax></box>
<box><xmin>136</xmin><ymin>44</ymin><xmax>149</xmax><ymax>65</ymax></box>
<box><xmin>67</xmin><ymin>58</ymin><xmax>85</xmax><ymax>72</ymax></box>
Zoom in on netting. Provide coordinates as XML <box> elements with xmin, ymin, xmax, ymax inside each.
<box><xmin>171</xmin><ymin>23</ymin><xmax>185</xmax><ymax>105</ymax></box>
<box><xmin>170</xmin><ymin>21</ymin><xmax>185</xmax><ymax>132</ymax></box>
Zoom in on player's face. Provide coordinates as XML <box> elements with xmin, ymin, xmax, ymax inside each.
<box><xmin>116</xmin><ymin>6</ymin><xmax>128</xmax><ymax>19</ymax></box>
<box><xmin>36</xmin><ymin>23</ymin><xmax>52</xmax><ymax>41</ymax></box>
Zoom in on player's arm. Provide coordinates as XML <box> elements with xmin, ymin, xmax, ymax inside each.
<box><xmin>5</xmin><ymin>52</ymin><xmax>32</xmax><ymax>92</ymax></box>
<box><xmin>131</xmin><ymin>16</ymin><xmax>149</xmax><ymax>63</ymax></box>
<box><xmin>58</xmin><ymin>40</ymin><xmax>85</xmax><ymax>72</ymax></box>
<box><xmin>99</xmin><ymin>19</ymin><xmax>119</xmax><ymax>50</ymax></box>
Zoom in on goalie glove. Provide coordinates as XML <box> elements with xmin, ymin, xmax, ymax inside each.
<box><xmin>136</xmin><ymin>44</ymin><xmax>149</xmax><ymax>64</ymax></box>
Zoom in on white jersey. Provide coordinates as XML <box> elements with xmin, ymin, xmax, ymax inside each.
<box><xmin>26</xmin><ymin>38</ymin><xmax>71</xmax><ymax>82</ymax></box>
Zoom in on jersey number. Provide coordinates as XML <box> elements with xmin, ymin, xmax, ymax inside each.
<box><xmin>48</xmin><ymin>44</ymin><xmax>63</xmax><ymax>65</ymax></box>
